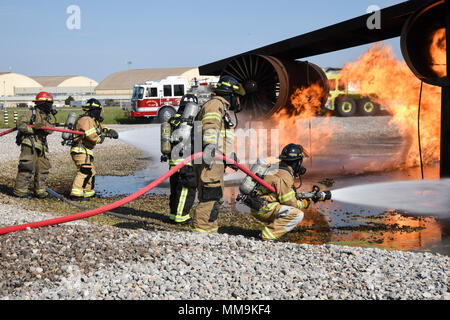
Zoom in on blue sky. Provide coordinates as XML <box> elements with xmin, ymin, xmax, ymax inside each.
<box><xmin>0</xmin><ymin>0</ymin><xmax>405</xmax><ymax>82</ymax></box>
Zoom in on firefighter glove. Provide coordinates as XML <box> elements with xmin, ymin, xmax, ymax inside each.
<box><xmin>98</xmin><ymin>134</ymin><xmax>106</xmax><ymax>144</ymax></box>
<box><xmin>299</xmin><ymin>198</ymin><xmax>311</xmax><ymax>209</ymax></box>
<box><xmin>108</xmin><ymin>129</ymin><xmax>119</xmax><ymax>139</ymax></box>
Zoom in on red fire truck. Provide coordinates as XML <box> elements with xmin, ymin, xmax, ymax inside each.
<box><xmin>130</xmin><ymin>76</ymin><xmax>218</xmax><ymax>122</ymax></box>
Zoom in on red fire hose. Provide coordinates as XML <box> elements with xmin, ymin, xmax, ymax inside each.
<box><xmin>32</xmin><ymin>126</ymin><xmax>85</xmax><ymax>136</ymax></box>
<box><xmin>0</xmin><ymin>126</ymin><xmax>85</xmax><ymax>137</ymax></box>
<box><xmin>0</xmin><ymin>153</ymin><xmax>276</xmax><ymax>235</ymax></box>
<box><xmin>0</xmin><ymin>128</ymin><xmax>18</xmax><ymax>137</ymax></box>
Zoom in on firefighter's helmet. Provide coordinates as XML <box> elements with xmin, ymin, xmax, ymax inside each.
<box><xmin>179</xmin><ymin>94</ymin><xmax>198</xmax><ymax>107</ymax></box>
<box><xmin>279</xmin><ymin>143</ymin><xmax>309</xmax><ymax>161</ymax></box>
<box><xmin>34</xmin><ymin>92</ymin><xmax>53</xmax><ymax>103</ymax></box>
<box><xmin>213</xmin><ymin>76</ymin><xmax>246</xmax><ymax>96</ymax></box>
<box><xmin>83</xmin><ymin>98</ymin><xmax>102</xmax><ymax>111</ymax></box>
<box><xmin>34</xmin><ymin>92</ymin><xmax>55</xmax><ymax>114</ymax></box>
<box><xmin>279</xmin><ymin>143</ymin><xmax>309</xmax><ymax>176</ymax></box>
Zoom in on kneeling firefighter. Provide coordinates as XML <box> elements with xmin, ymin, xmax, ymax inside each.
<box><xmin>13</xmin><ymin>92</ymin><xmax>57</xmax><ymax>199</ymax></box>
<box><xmin>191</xmin><ymin>75</ymin><xmax>246</xmax><ymax>233</ymax></box>
<box><xmin>162</xmin><ymin>94</ymin><xmax>199</xmax><ymax>224</ymax></box>
<box><xmin>67</xmin><ymin>99</ymin><xmax>119</xmax><ymax>201</ymax></box>
<box><xmin>237</xmin><ymin>144</ymin><xmax>332</xmax><ymax>241</ymax></box>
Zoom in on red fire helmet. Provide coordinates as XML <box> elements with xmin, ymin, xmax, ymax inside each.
<box><xmin>34</xmin><ymin>91</ymin><xmax>53</xmax><ymax>103</ymax></box>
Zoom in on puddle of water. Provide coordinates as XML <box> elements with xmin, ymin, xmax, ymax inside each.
<box><xmin>95</xmin><ymin>168</ymin><xmax>244</xmax><ymax>198</ymax></box>
<box><xmin>95</xmin><ymin>168</ymin><xmax>169</xmax><ymax>197</ymax></box>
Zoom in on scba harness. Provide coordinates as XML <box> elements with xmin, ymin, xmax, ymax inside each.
<box><xmin>15</xmin><ymin>109</ymin><xmax>50</xmax><ymax>154</ymax></box>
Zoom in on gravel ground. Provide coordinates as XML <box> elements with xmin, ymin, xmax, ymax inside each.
<box><xmin>0</xmin><ymin>202</ymin><xmax>448</xmax><ymax>300</ymax></box>
<box><xmin>298</xmin><ymin>115</ymin><xmax>401</xmax><ymax>142</ymax></box>
<box><xmin>1</xmin><ymin>119</ymin><xmax>449</xmax><ymax>300</ymax></box>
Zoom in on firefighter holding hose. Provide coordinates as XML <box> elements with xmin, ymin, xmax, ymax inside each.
<box><xmin>13</xmin><ymin>92</ymin><xmax>57</xmax><ymax>199</ymax></box>
<box><xmin>69</xmin><ymin>99</ymin><xmax>118</xmax><ymax>201</ymax></box>
<box><xmin>167</xmin><ymin>94</ymin><xmax>199</xmax><ymax>224</ymax></box>
<box><xmin>239</xmin><ymin>144</ymin><xmax>331</xmax><ymax>241</ymax></box>
<box><xmin>191</xmin><ymin>76</ymin><xmax>246</xmax><ymax>233</ymax></box>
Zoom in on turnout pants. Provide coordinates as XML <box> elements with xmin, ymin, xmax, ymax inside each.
<box><xmin>70</xmin><ymin>153</ymin><xmax>96</xmax><ymax>199</ymax></box>
<box><xmin>252</xmin><ymin>204</ymin><xmax>305</xmax><ymax>241</ymax></box>
<box><xmin>169</xmin><ymin>166</ymin><xmax>196</xmax><ymax>223</ymax></box>
<box><xmin>14</xmin><ymin>145</ymin><xmax>51</xmax><ymax>197</ymax></box>
<box><xmin>192</xmin><ymin>162</ymin><xmax>225</xmax><ymax>233</ymax></box>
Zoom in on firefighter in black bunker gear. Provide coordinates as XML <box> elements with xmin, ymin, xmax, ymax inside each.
<box><xmin>167</xmin><ymin>94</ymin><xmax>199</xmax><ymax>224</ymax></box>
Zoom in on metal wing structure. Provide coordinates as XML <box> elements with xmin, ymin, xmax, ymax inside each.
<box><xmin>198</xmin><ymin>0</ymin><xmax>450</xmax><ymax>177</ymax></box>
<box><xmin>199</xmin><ymin>0</ymin><xmax>434</xmax><ymax>119</ymax></box>
<box><xmin>200</xmin><ymin>0</ymin><xmax>432</xmax><ymax>75</ymax></box>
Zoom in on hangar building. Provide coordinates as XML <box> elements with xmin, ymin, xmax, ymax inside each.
<box><xmin>0</xmin><ymin>72</ymin><xmax>98</xmax><ymax>108</ymax></box>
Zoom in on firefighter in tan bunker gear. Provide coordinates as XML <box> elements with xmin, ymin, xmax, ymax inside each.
<box><xmin>192</xmin><ymin>76</ymin><xmax>246</xmax><ymax>233</ymax></box>
<box><xmin>251</xmin><ymin>144</ymin><xmax>330</xmax><ymax>241</ymax></box>
<box><xmin>13</xmin><ymin>92</ymin><xmax>56</xmax><ymax>199</ymax></box>
<box><xmin>70</xmin><ymin>99</ymin><xmax>118</xmax><ymax>201</ymax></box>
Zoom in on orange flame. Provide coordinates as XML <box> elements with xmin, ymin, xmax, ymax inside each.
<box><xmin>269</xmin><ymin>83</ymin><xmax>333</xmax><ymax>158</ymax></box>
<box><xmin>430</xmin><ymin>28</ymin><xmax>446</xmax><ymax>77</ymax></box>
<box><xmin>277</xmin><ymin>83</ymin><xmax>326</xmax><ymax>119</ymax></box>
<box><xmin>340</xmin><ymin>43</ymin><xmax>441</xmax><ymax>168</ymax></box>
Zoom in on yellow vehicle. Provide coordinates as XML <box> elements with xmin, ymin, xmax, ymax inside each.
<box><xmin>324</xmin><ymin>68</ymin><xmax>381</xmax><ymax>117</ymax></box>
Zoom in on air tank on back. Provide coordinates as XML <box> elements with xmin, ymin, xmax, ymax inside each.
<box><xmin>171</xmin><ymin>102</ymin><xmax>200</xmax><ymax>147</ymax></box>
<box><xmin>239</xmin><ymin>159</ymin><xmax>270</xmax><ymax>196</ymax></box>
<box><xmin>160</xmin><ymin>122</ymin><xmax>172</xmax><ymax>158</ymax></box>
<box><xmin>61</xmin><ymin>112</ymin><xmax>79</xmax><ymax>145</ymax></box>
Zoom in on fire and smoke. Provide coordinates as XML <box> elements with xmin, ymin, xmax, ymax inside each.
<box><xmin>241</xmin><ymin>42</ymin><xmax>442</xmax><ymax>172</ymax></box>
<box><xmin>269</xmin><ymin>83</ymin><xmax>333</xmax><ymax>159</ymax></box>
<box><xmin>284</xmin><ymin>83</ymin><xmax>326</xmax><ymax>119</ymax></box>
<box><xmin>430</xmin><ymin>28</ymin><xmax>446</xmax><ymax>77</ymax></box>
<box><xmin>236</xmin><ymin>83</ymin><xmax>331</xmax><ymax>167</ymax></box>
<box><xmin>340</xmin><ymin>43</ymin><xmax>442</xmax><ymax>168</ymax></box>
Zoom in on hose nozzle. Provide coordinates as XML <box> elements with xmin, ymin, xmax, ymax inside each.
<box><xmin>297</xmin><ymin>186</ymin><xmax>332</xmax><ymax>203</ymax></box>
<box><xmin>317</xmin><ymin>190</ymin><xmax>332</xmax><ymax>202</ymax></box>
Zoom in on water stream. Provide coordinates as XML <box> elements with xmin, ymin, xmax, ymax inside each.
<box><xmin>332</xmin><ymin>179</ymin><xmax>450</xmax><ymax>218</ymax></box>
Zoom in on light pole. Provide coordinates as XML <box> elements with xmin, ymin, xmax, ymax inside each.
<box><xmin>127</xmin><ymin>60</ymin><xmax>132</xmax><ymax>100</ymax></box>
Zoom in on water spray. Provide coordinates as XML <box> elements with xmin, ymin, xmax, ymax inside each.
<box><xmin>331</xmin><ymin>179</ymin><xmax>450</xmax><ymax>217</ymax></box>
